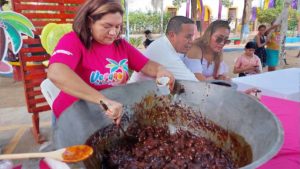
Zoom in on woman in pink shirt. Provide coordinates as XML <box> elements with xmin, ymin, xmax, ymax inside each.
<box><xmin>47</xmin><ymin>0</ymin><xmax>174</xmax><ymax>124</ymax></box>
<box><xmin>233</xmin><ymin>42</ymin><xmax>262</xmax><ymax>77</ymax></box>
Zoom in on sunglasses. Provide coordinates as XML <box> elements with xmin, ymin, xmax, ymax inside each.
<box><xmin>215</xmin><ymin>36</ymin><xmax>231</xmax><ymax>45</ymax></box>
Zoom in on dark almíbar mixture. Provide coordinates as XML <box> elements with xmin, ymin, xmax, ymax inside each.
<box><xmin>103</xmin><ymin>125</ymin><xmax>236</xmax><ymax>169</ymax></box>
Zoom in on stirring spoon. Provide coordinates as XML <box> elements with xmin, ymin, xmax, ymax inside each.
<box><xmin>0</xmin><ymin>145</ymin><xmax>93</xmax><ymax>163</ymax></box>
<box><xmin>99</xmin><ymin>101</ymin><xmax>137</xmax><ymax>142</ymax></box>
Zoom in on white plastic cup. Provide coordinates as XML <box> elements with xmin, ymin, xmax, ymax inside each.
<box><xmin>156</xmin><ymin>77</ymin><xmax>170</xmax><ymax>95</ymax></box>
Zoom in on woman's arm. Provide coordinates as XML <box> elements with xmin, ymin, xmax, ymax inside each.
<box><xmin>233</xmin><ymin>56</ymin><xmax>256</xmax><ymax>74</ymax></box>
<box><xmin>140</xmin><ymin>60</ymin><xmax>175</xmax><ymax>89</ymax></box>
<box><xmin>186</xmin><ymin>46</ymin><xmax>202</xmax><ymax>59</ymax></box>
<box><xmin>218</xmin><ymin>75</ymin><xmax>230</xmax><ymax>81</ymax></box>
<box><xmin>256</xmin><ymin>58</ymin><xmax>263</xmax><ymax>73</ymax></box>
<box><xmin>194</xmin><ymin>73</ymin><xmax>206</xmax><ymax>81</ymax></box>
<box><xmin>185</xmin><ymin>46</ymin><xmax>206</xmax><ymax>81</ymax></box>
<box><xmin>265</xmin><ymin>24</ymin><xmax>279</xmax><ymax>36</ymax></box>
<box><xmin>255</xmin><ymin>35</ymin><xmax>265</xmax><ymax>48</ymax></box>
<box><xmin>48</xmin><ymin>63</ymin><xmax>123</xmax><ymax>124</ymax></box>
<box><xmin>233</xmin><ymin>65</ymin><xmax>257</xmax><ymax>74</ymax></box>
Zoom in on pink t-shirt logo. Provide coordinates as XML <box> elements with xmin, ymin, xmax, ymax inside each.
<box><xmin>90</xmin><ymin>58</ymin><xmax>128</xmax><ymax>86</ymax></box>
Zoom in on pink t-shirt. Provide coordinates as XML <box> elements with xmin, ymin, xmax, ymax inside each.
<box><xmin>234</xmin><ymin>54</ymin><xmax>262</xmax><ymax>75</ymax></box>
<box><xmin>49</xmin><ymin>32</ymin><xmax>148</xmax><ymax>118</ymax></box>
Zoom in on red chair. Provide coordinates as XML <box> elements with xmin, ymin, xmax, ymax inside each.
<box><xmin>11</xmin><ymin>0</ymin><xmax>84</xmax><ymax>143</ymax></box>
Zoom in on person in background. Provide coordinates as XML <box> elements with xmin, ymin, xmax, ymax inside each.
<box><xmin>143</xmin><ymin>30</ymin><xmax>154</xmax><ymax>48</ymax></box>
<box><xmin>47</xmin><ymin>0</ymin><xmax>174</xmax><ymax>125</ymax></box>
<box><xmin>233</xmin><ymin>41</ymin><xmax>262</xmax><ymax>77</ymax></box>
<box><xmin>182</xmin><ymin>20</ymin><xmax>231</xmax><ymax>81</ymax></box>
<box><xmin>129</xmin><ymin>16</ymin><xmax>198</xmax><ymax>82</ymax></box>
<box><xmin>265</xmin><ymin>21</ymin><xmax>281</xmax><ymax>71</ymax></box>
<box><xmin>254</xmin><ymin>25</ymin><xmax>267</xmax><ymax>67</ymax></box>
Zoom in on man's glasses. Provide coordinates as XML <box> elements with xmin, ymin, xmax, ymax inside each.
<box><xmin>215</xmin><ymin>36</ymin><xmax>231</xmax><ymax>45</ymax></box>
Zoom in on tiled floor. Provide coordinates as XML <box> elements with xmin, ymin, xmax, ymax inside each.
<box><xmin>0</xmin><ymin>106</ymin><xmax>51</xmax><ymax>165</ymax></box>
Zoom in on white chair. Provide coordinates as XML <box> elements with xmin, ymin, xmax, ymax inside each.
<box><xmin>40</xmin><ymin>79</ymin><xmax>60</xmax><ymax>109</ymax></box>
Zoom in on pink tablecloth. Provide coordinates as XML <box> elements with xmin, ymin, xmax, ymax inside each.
<box><xmin>258</xmin><ymin>95</ymin><xmax>300</xmax><ymax>169</ymax></box>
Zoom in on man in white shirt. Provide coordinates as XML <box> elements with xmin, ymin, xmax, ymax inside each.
<box><xmin>129</xmin><ymin>16</ymin><xmax>198</xmax><ymax>82</ymax></box>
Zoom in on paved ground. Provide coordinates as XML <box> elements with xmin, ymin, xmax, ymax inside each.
<box><xmin>0</xmin><ymin>46</ymin><xmax>299</xmax><ymax>167</ymax></box>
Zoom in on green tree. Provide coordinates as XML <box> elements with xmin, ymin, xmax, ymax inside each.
<box><xmin>257</xmin><ymin>8</ymin><xmax>281</xmax><ymax>24</ymax></box>
<box><xmin>124</xmin><ymin>11</ymin><xmax>171</xmax><ymax>34</ymax></box>
<box><xmin>287</xmin><ymin>8</ymin><xmax>300</xmax><ymax>35</ymax></box>
<box><xmin>222</xmin><ymin>0</ymin><xmax>233</xmax><ymax>8</ymax></box>
<box><xmin>257</xmin><ymin>2</ymin><xmax>299</xmax><ymax>31</ymax></box>
<box><xmin>172</xmin><ymin>0</ymin><xmax>185</xmax><ymax>9</ymax></box>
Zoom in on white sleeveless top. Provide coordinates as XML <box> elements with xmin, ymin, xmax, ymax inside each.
<box><xmin>181</xmin><ymin>56</ymin><xmax>228</xmax><ymax>78</ymax></box>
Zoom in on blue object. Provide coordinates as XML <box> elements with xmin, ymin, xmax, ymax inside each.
<box><xmin>286</xmin><ymin>37</ymin><xmax>300</xmax><ymax>43</ymax></box>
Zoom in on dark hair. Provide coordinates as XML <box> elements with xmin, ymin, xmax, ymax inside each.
<box><xmin>193</xmin><ymin>20</ymin><xmax>230</xmax><ymax>79</ymax></box>
<box><xmin>144</xmin><ymin>30</ymin><xmax>151</xmax><ymax>35</ymax></box>
<box><xmin>258</xmin><ymin>25</ymin><xmax>266</xmax><ymax>30</ymax></box>
<box><xmin>73</xmin><ymin>0</ymin><xmax>123</xmax><ymax>49</ymax></box>
<box><xmin>245</xmin><ymin>41</ymin><xmax>256</xmax><ymax>49</ymax></box>
<box><xmin>166</xmin><ymin>16</ymin><xmax>194</xmax><ymax>35</ymax></box>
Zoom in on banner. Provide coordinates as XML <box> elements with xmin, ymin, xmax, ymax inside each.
<box><xmin>218</xmin><ymin>0</ymin><xmax>222</xmax><ymax>19</ymax></box>
<box><xmin>291</xmin><ymin>0</ymin><xmax>297</xmax><ymax>9</ymax></box>
<box><xmin>268</xmin><ymin>0</ymin><xmax>275</xmax><ymax>8</ymax></box>
<box><xmin>186</xmin><ymin>0</ymin><xmax>190</xmax><ymax>18</ymax></box>
<box><xmin>251</xmin><ymin>7</ymin><xmax>257</xmax><ymax>21</ymax></box>
<box><xmin>264</xmin><ymin>0</ymin><xmax>270</xmax><ymax>10</ymax></box>
<box><xmin>197</xmin><ymin>0</ymin><xmax>204</xmax><ymax>21</ymax></box>
<box><xmin>264</xmin><ymin>0</ymin><xmax>275</xmax><ymax>9</ymax></box>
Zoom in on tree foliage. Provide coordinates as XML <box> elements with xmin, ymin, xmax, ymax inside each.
<box><xmin>257</xmin><ymin>2</ymin><xmax>299</xmax><ymax>32</ymax></box>
<box><xmin>222</xmin><ymin>0</ymin><xmax>232</xmax><ymax>8</ymax></box>
<box><xmin>172</xmin><ymin>0</ymin><xmax>186</xmax><ymax>9</ymax></box>
<box><xmin>129</xmin><ymin>36</ymin><xmax>143</xmax><ymax>47</ymax></box>
<box><xmin>124</xmin><ymin>11</ymin><xmax>171</xmax><ymax>34</ymax></box>
<box><xmin>288</xmin><ymin>8</ymin><xmax>300</xmax><ymax>31</ymax></box>
<box><xmin>257</xmin><ymin>8</ymin><xmax>281</xmax><ymax>24</ymax></box>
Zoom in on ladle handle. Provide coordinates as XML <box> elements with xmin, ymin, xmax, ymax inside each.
<box><xmin>0</xmin><ymin>152</ymin><xmax>49</xmax><ymax>160</ymax></box>
<box><xmin>0</xmin><ymin>149</ymin><xmax>64</xmax><ymax>161</ymax></box>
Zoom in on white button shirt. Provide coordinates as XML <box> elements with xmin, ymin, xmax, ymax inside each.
<box><xmin>129</xmin><ymin>35</ymin><xmax>198</xmax><ymax>83</ymax></box>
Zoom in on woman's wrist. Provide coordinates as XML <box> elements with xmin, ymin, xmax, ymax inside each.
<box><xmin>157</xmin><ymin>65</ymin><xmax>164</xmax><ymax>72</ymax></box>
<box><xmin>96</xmin><ymin>94</ymin><xmax>109</xmax><ymax>106</ymax></box>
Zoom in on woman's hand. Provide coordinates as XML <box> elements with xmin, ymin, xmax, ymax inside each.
<box><xmin>99</xmin><ymin>98</ymin><xmax>123</xmax><ymax>125</ymax></box>
<box><xmin>217</xmin><ymin>75</ymin><xmax>231</xmax><ymax>81</ymax></box>
<box><xmin>141</xmin><ymin>60</ymin><xmax>175</xmax><ymax>91</ymax></box>
<box><xmin>156</xmin><ymin>66</ymin><xmax>175</xmax><ymax>91</ymax></box>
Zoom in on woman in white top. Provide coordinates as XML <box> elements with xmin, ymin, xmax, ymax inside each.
<box><xmin>182</xmin><ymin>20</ymin><xmax>231</xmax><ymax>81</ymax></box>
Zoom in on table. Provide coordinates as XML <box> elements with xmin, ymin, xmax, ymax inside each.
<box><xmin>233</xmin><ymin>68</ymin><xmax>300</xmax><ymax>168</ymax></box>
<box><xmin>258</xmin><ymin>96</ymin><xmax>300</xmax><ymax>169</ymax></box>
<box><xmin>232</xmin><ymin>68</ymin><xmax>300</xmax><ymax>102</ymax></box>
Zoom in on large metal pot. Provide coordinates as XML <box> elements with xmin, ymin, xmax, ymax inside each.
<box><xmin>53</xmin><ymin>80</ymin><xmax>283</xmax><ymax>169</ymax></box>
